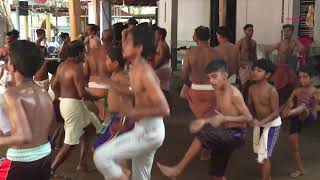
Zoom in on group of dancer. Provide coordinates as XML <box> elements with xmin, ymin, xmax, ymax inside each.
<box><xmin>0</xmin><ymin>16</ymin><xmax>319</xmax><ymax>180</ymax></box>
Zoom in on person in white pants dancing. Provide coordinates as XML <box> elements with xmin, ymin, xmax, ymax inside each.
<box><xmin>94</xmin><ymin>25</ymin><xmax>170</xmax><ymax>180</ymax></box>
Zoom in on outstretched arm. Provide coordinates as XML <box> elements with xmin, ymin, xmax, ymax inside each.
<box><xmin>265</xmin><ymin>43</ymin><xmax>279</xmax><ymax>59</ymax></box>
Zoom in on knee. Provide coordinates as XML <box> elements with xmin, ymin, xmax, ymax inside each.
<box><xmin>93</xmin><ymin>148</ymin><xmax>112</xmax><ymax>168</ymax></box>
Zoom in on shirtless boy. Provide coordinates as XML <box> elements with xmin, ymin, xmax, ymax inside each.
<box><xmin>51</xmin><ymin>40</ymin><xmax>101</xmax><ymax>175</ymax></box>
<box><xmin>281</xmin><ymin>65</ymin><xmax>318</xmax><ymax>178</ymax></box>
<box><xmin>93</xmin><ymin>46</ymin><xmax>134</xmax><ymax>149</ymax></box>
<box><xmin>94</xmin><ymin>25</ymin><xmax>169</xmax><ymax>180</ymax></box>
<box><xmin>0</xmin><ymin>40</ymin><xmax>53</xmax><ymax>180</ymax></box>
<box><xmin>34</xmin><ymin>46</ymin><xmax>50</xmax><ymax>90</ymax></box>
<box><xmin>158</xmin><ymin>60</ymin><xmax>252</xmax><ymax>180</ymax></box>
<box><xmin>248</xmin><ymin>59</ymin><xmax>281</xmax><ymax>180</ymax></box>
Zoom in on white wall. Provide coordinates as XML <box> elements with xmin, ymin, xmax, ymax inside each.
<box><xmin>236</xmin><ymin>0</ymin><xmax>295</xmax><ymax>45</ymax></box>
<box><xmin>177</xmin><ymin>0</ymin><xmax>210</xmax><ymax>42</ymax></box>
<box><xmin>158</xmin><ymin>0</ymin><xmax>172</xmax><ymax>45</ymax></box>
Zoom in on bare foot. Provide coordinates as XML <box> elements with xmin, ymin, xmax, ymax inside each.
<box><xmin>190</xmin><ymin>120</ymin><xmax>206</xmax><ymax>133</ymax></box>
<box><xmin>157</xmin><ymin>162</ymin><xmax>180</xmax><ymax>179</ymax></box>
<box><xmin>289</xmin><ymin>170</ymin><xmax>304</xmax><ymax>178</ymax></box>
<box><xmin>76</xmin><ymin>165</ymin><xmax>96</xmax><ymax>173</ymax></box>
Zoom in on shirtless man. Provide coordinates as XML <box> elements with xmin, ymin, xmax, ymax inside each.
<box><xmin>0</xmin><ymin>40</ymin><xmax>53</xmax><ymax>179</ymax></box>
<box><xmin>248</xmin><ymin>59</ymin><xmax>281</xmax><ymax>180</ymax></box>
<box><xmin>34</xmin><ymin>46</ymin><xmax>50</xmax><ymax>90</ymax></box>
<box><xmin>236</xmin><ymin>24</ymin><xmax>257</xmax><ymax>87</ymax></box>
<box><xmin>51</xmin><ymin>40</ymin><xmax>101</xmax><ymax>175</ymax></box>
<box><xmin>94</xmin><ymin>25</ymin><xmax>169</xmax><ymax>180</ymax></box>
<box><xmin>35</xmin><ymin>29</ymin><xmax>47</xmax><ymax>47</ymax></box>
<box><xmin>154</xmin><ymin>27</ymin><xmax>172</xmax><ymax>97</ymax></box>
<box><xmin>265</xmin><ymin>24</ymin><xmax>305</xmax><ymax>105</ymax></box>
<box><xmin>121</xmin><ymin>18</ymin><xmax>138</xmax><ymax>44</ymax></box>
<box><xmin>58</xmin><ymin>32</ymin><xmax>70</xmax><ymax>62</ymax></box>
<box><xmin>183</xmin><ymin>26</ymin><xmax>220</xmax><ymax>119</ymax></box>
<box><xmin>158</xmin><ymin>60</ymin><xmax>252</xmax><ymax>180</ymax></box>
<box><xmin>84</xmin><ymin>29</ymin><xmax>114</xmax><ymax>120</ymax></box>
<box><xmin>84</xmin><ymin>24</ymin><xmax>101</xmax><ymax>52</ymax></box>
<box><xmin>214</xmin><ymin>26</ymin><xmax>240</xmax><ymax>85</ymax></box>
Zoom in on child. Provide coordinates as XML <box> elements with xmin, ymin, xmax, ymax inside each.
<box><xmin>157</xmin><ymin>60</ymin><xmax>252</xmax><ymax>180</ymax></box>
<box><xmin>281</xmin><ymin>64</ymin><xmax>318</xmax><ymax>178</ymax></box>
<box><xmin>248</xmin><ymin>59</ymin><xmax>280</xmax><ymax>180</ymax></box>
<box><xmin>93</xmin><ymin>46</ymin><xmax>134</xmax><ymax>149</ymax></box>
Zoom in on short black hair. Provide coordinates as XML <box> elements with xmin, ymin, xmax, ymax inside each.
<box><xmin>252</xmin><ymin>58</ymin><xmax>276</xmax><ymax>75</ymax></box>
<box><xmin>128</xmin><ymin>18</ymin><xmax>138</xmax><ymax>26</ymax></box>
<box><xmin>129</xmin><ymin>25</ymin><xmax>156</xmax><ymax>59</ymax></box>
<box><xmin>298</xmin><ymin>64</ymin><xmax>316</xmax><ymax>77</ymax></box>
<box><xmin>9</xmin><ymin>40</ymin><xmax>43</xmax><ymax>78</ymax></box>
<box><xmin>283</xmin><ymin>24</ymin><xmax>294</xmax><ymax>31</ymax></box>
<box><xmin>87</xmin><ymin>24</ymin><xmax>99</xmax><ymax>34</ymax></box>
<box><xmin>151</xmin><ymin>24</ymin><xmax>159</xmax><ymax>31</ymax></box>
<box><xmin>243</xmin><ymin>24</ymin><xmax>253</xmax><ymax>30</ymax></box>
<box><xmin>205</xmin><ymin>59</ymin><xmax>228</xmax><ymax>74</ymax></box>
<box><xmin>10</xmin><ymin>30</ymin><xmax>19</xmax><ymax>39</ymax></box>
<box><xmin>6</xmin><ymin>31</ymin><xmax>12</xmax><ymax>36</ymax></box>
<box><xmin>157</xmin><ymin>27</ymin><xmax>167</xmax><ymax>40</ymax></box>
<box><xmin>216</xmin><ymin>26</ymin><xmax>230</xmax><ymax>39</ymax></box>
<box><xmin>67</xmin><ymin>40</ymin><xmax>85</xmax><ymax>58</ymax></box>
<box><xmin>107</xmin><ymin>46</ymin><xmax>126</xmax><ymax>68</ymax></box>
<box><xmin>36</xmin><ymin>29</ymin><xmax>45</xmax><ymax>36</ymax></box>
<box><xmin>60</xmin><ymin>32</ymin><xmax>69</xmax><ymax>40</ymax></box>
<box><xmin>195</xmin><ymin>26</ymin><xmax>210</xmax><ymax>41</ymax></box>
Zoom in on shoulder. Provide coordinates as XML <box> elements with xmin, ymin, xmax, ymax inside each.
<box><xmin>231</xmin><ymin>86</ymin><xmax>243</xmax><ymax>98</ymax></box>
<box><xmin>3</xmin><ymin>88</ymin><xmax>19</xmax><ymax>104</ymax></box>
<box><xmin>269</xmin><ymin>84</ymin><xmax>278</xmax><ymax>95</ymax></box>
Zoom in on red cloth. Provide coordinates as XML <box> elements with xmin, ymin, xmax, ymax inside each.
<box><xmin>187</xmin><ymin>88</ymin><xmax>216</xmax><ymax>119</ymax></box>
<box><xmin>273</xmin><ymin>64</ymin><xmax>297</xmax><ymax>90</ymax></box>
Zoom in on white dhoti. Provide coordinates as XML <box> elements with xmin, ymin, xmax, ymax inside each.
<box><xmin>94</xmin><ymin>117</ymin><xmax>165</xmax><ymax>180</ymax></box>
<box><xmin>60</xmin><ymin>98</ymin><xmax>101</xmax><ymax>145</ymax></box>
<box><xmin>0</xmin><ymin>89</ymin><xmax>10</xmax><ymax>134</ymax></box>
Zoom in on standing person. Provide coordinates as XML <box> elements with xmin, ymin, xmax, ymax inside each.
<box><xmin>34</xmin><ymin>46</ymin><xmax>50</xmax><ymax>90</ymax></box>
<box><xmin>265</xmin><ymin>24</ymin><xmax>305</xmax><ymax>105</ymax></box>
<box><xmin>183</xmin><ymin>26</ymin><xmax>220</xmax><ymax>119</ymax></box>
<box><xmin>121</xmin><ymin>18</ymin><xmax>138</xmax><ymax>44</ymax></box>
<box><xmin>58</xmin><ymin>32</ymin><xmax>70</xmax><ymax>62</ymax></box>
<box><xmin>35</xmin><ymin>29</ymin><xmax>47</xmax><ymax>47</ymax></box>
<box><xmin>94</xmin><ymin>25</ymin><xmax>169</xmax><ymax>180</ymax></box>
<box><xmin>154</xmin><ymin>27</ymin><xmax>172</xmax><ymax>98</ymax></box>
<box><xmin>50</xmin><ymin>40</ymin><xmax>101</xmax><ymax>175</ymax></box>
<box><xmin>84</xmin><ymin>29</ymin><xmax>114</xmax><ymax>120</ymax></box>
<box><xmin>214</xmin><ymin>26</ymin><xmax>240</xmax><ymax>85</ymax></box>
<box><xmin>281</xmin><ymin>65</ymin><xmax>318</xmax><ymax>178</ymax></box>
<box><xmin>93</xmin><ymin>46</ymin><xmax>134</xmax><ymax>149</ymax></box>
<box><xmin>0</xmin><ymin>40</ymin><xmax>54</xmax><ymax>180</ymax></box>
<box><xmin>157</xmin><ymin>60</ymin><xmax>251</xmax><ymax>180</ymax></box>
<box><xmin>236</xmin><ymin>24</ymin><xmax>257</xmax><ymax>91</ymax></box>
<box><xmin>84</xmin><ymin>24</ymin><xmax>101</xmax><ymax>52</ymax></box>
<box><xmin>248</xmin><ymin>59</ymin><xmax>281</xmax><ymax>180</ymax></box>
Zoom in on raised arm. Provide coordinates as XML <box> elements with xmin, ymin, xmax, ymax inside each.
<box><xmin>265</xmin><ymin>43</ymin><xmax>280</xmax><ymax>59</ymax></box>
<box><xmin>0</xmin><ymin>93</ymin><xmax>32</xmax><ymax>146</ymax></box>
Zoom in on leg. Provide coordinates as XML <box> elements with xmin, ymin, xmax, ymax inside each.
<box><xmin>77</xmin><ymin>128</ymin><xmax>90</xmax><ymax>171</ymax></box>
<box><xmin>157</xmin><ymin>138</ymin><xmax>202</xmax><ymax>179</ymax></box>
<box><xmin>94</xmin><ymin>127</ymin><xmax>163</xmax><ymax>180</ymax></box>
<box><xmin>212</xmin><ymin>176</ymin><xmax>226</xmax><ymax>180</ymax></box>
<box><xmin>287</xmin><ymin>104</ymin><xmax>308</xmax><ymax>118</ymax></box>
<box><xmin>51</xmin><ymin>144</ymin><xmax>74</xmax><ymax>173</ymax></box>
<box><xmin>262</xmin><ymin>159</ymin><xmax>271</xmax><ymax>180</ymax></box>
<box><xmin>289</xmin><ymin>133</ymin><xmax>304</xmax><ymax>178</ymax></box>
<box><xmin>132</xmin><ymin>150</ymin><xmax>156</xmax><ymax>180</ymax></box>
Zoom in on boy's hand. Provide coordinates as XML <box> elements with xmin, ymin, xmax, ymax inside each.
<box><xmin>190</xmin><ymin>119</ymin><xmax>206</xmax><ymax>133</ymax></box>
<box><xmin>209</xmin><ymin>110</ymin><xmax>225</xmax><ymax>128</ymax></box>
<box><xmin>252</xmin><ymin>119</ymin><xmax>261</xmax><ymax>127</ymax></box>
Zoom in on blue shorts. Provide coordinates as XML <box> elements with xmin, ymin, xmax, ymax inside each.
<box><xmin>259</xmin><ymin>126</ymin><xmax>281</xmax><ymax>158</ymax></box>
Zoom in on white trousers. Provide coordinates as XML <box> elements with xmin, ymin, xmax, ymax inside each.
<box><xmin>94</xmin><ymin>117</ymin><xmax>165</xmax><ymax>180</ymax></box>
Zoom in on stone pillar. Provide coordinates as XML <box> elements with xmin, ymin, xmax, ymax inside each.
<box><xmin>24</xmin><ymin>16</ymin><xmax>28</xmax><ymax>40</ymax></box>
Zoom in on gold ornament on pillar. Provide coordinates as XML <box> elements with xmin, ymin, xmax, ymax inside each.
<box><xmin>306</xmin><ymin>5</ymin><xmax>315</xmax><ymax>29</ymax></box>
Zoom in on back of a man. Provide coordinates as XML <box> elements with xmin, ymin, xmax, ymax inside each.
<box><xmin>0</xmin><ymin>40</ymin><xmax>53</xmax><ymax>180</ymax></box>
<box><xmin>182</xmin><ymin>26</ymin><xmax>220</xmax><ymax>119</ymax></box>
